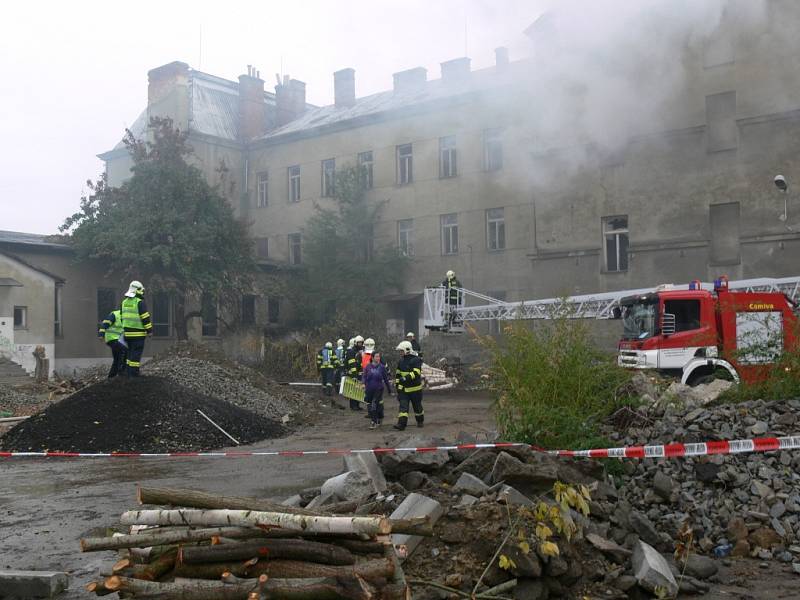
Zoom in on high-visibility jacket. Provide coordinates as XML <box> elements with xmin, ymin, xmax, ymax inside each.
<box><xmin>395</xmin><ymin>354</ymin><xmax>423</xmax><ymax>393</ymax></box>
<box><xmin>317</xmin><ymin>348</ymin><xmax>338</xmax><ymax>371</ymax></box>
<box><xmin>98</xmin><ymin>310</ymin><xmax>124</xmax><ymax>343</ymax></box>
<box><xmin>121</xmin><ymin>296</ymin><xmax>152</xmax><ymax>338</ymax></box>
<box><xmin>346</xmin><ymin>347</ymin><xmax>363</xmax><ymax>379</ymax></box>
<box><xmin>442</xmin><ymin>276</ymin><xmax>462</xmax><ymax>304</ymax></box>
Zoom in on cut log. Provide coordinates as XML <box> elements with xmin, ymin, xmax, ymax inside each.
<box><xmin>81</xmin><ymin>527</ymin><xmax>268</xmax><ymax>552</ymax></box>
<box><xmin>85</xmin><ymin>580</ymin><xmax>115</xmax><ymax>596</ymax></box>
<box><xmin>121</xmin><ymin>509</ymin><xmax>393</xmax><ymax>537</ymax></box>
<box><xmin>112</xmin><ymin>558</ymin><xmax>132</xmax><ymax>574</ymax></box>
<box><xmin>173</xmin><ymin>557</ymin><xmax>394</xmax><ymax>582</ymax></box>
<box><xmin>330</xmin><ymin>539</ymin><xmax>385</xmax><ymax>555</ymax></box>
<box><xmin>134</xmin><ymin>547</ymin><xmax>177</xmax><ymax>581</ymax></box>
<box><xmin>179</xmin><ymin>539</ymin><xmax>355</xmax><ymax>566</ymax></box>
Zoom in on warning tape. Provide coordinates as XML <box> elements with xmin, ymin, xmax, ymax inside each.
<box><xmin>1</xmin><ymin>436</ymin><xmax>799</xmax><ymax>459</ymax></box>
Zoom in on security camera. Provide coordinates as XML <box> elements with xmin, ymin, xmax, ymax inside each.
<box><xmin>775</xmin><ymin>175</ymin><xmax>788</xmax><ymax>192</ymax></box>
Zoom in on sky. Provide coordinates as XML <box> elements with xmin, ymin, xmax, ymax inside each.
<box><xmin>0</xmin><ymin>0</ymin><xmax>542</xmax><ymax>235</ymax></box>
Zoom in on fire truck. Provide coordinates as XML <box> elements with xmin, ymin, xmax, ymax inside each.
<box><xmin>423</xmin><ymin>276</ymin><xmax>800</xmax><ymax>385</ymax></box>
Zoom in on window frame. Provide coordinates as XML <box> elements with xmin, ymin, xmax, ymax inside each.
<box><xmin>151</xmin><ymin>291</ymin><xmax>172</xmax><ymax>338</ymax></box>
<box><xmin>663</xmin><ymin>299</ymin><xmax>703</xmax><ymax>333</ymax></box>
<box><xmin>54</xmin><ymin>284</ymin><xmax>63</xmax><ymax>337</ymax></box>
<box><xmin>241</xmin><ymin>294</ymin><xmax>256</xmax><ymax>325</ymax></box>
<box><xmin>439</xmin><ymin>135</ymin><xmax>457</xmax><ymax>178</ymax></box>
<box><xmin>397</xmin><ymin>218</ymin><xmax>415</xmax><ymax>257</ymax></box>
<box><xmin>267</xmin><ymin>297</ymin><xmax>280</xmax><ymax>324</ymax></box>
<box><xmin>13</xmin><ymin>306</ymin><xmax>27</xmax><ymax>330</ymax></box>
<box><xmin>484</xmin><ymin>128</ymin><xmax>503</xmax><ymax>171</ymax></box>
<box><xmin>397</xmin><ymin>143</ymin><xmax>413</xmax><ymax>185</ymax></box>
<box><xmin>288</xmin><ymin>165</ymin><xmax>301</xmax><ymax>203</ymax></box>
<box><xmin>255</xmin><ymin>237</ymin><xmax>269</xmax><ymax>260</ymax></box>
<box><xmin>256</xmin><ymin>171</ymin><xmax>269</xmax><ymax>207</ymax></box>
<box><xmin>602</xmin><ymin>215</ymin><xmax>629</xmax><ymax>273</ymax></box>
<box><xmin>441</xmin><ymin>213</ymin><xmax>459</xmax><ymax>256</ymax></box>
<box><xmin>486</xmin><ymin>207</ymin><xmax>506</xmax><ymax>251</ymax></box>
<box><xmin>288</xmin><ymin>233</ymin><xmax>302</xmax><ymax>265</ymax></box>
<box><xmin>321</xmin><ymin>158</ymin><xmax>336</xmax><ymax>197</ymax></box>
<box><xmin>358</xmin><ymin>150</ymin><xmax>374</xmax><ymax>189</ymax></box>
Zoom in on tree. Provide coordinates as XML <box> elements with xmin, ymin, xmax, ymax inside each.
<box><xmin>293</xmin><ymin>165</ymin><xmax>408</xmax><ymax>329</ymax></box>
<box><xmin>61</xmin><ymin>117</ymin><xmax>255</xmax><ymax>339</ymax></box>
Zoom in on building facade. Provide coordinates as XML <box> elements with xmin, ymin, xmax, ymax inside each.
<box><xmin>100</xmin><ymin>1</ymin><xmax>800</xmax><ymax>337</ymax></box>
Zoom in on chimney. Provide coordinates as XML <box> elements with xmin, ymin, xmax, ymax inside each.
<box><xmin>275</xmin><ymin>77</ymin><xmax>307</xmax><ymax>126</ymax></box>
<box><xmin>238</xmin><ymin>66</ymin><xmax>267</xmax><ymax>141</ymax></box>
<box><xmin>495</xmin><ymin>47</ymin><xmax>510</xmax><ymax>69</ymax></box>
<box><xmin>440</xmin><ymin>57</ymin><xmax>471</xmax><ymax>84</ymax></box>
<box><xmin>392</xmin><ymin>67</ymin><xmax>427</xmax><ymax>93</ymax></box>
<box><xmin>147</xmin><ymin>61</ymin><xmax>191</xmax><ymax>130</ymax></box>
<box><xmin>334</xmin><ymin>68</ymin><xmax>356</xmax><ymax>108</ymax></box>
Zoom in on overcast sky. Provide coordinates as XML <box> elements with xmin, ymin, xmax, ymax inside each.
<box><xmin>0</xmin><ymin>0</ymin><xmax>542</xmax><ymax>235</ymax></box>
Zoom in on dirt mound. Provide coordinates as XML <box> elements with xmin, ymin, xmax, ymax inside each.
<box><xmin>0</xmin><ymin>376</ymin><xmax>285</xmax><ymax>453</ymax></box>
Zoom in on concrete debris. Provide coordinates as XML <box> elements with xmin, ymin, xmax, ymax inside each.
<box><xmin>344</xmin><ymin>452</ymin><xmax>388</xmax><ymax>494</ymax></box>
<box><xmin>489</xmin><ymin>451</ymin><xmax>558</xmax><ymax>495</ymax></box>
<box><xmin>585</xmin><ymin>533</ymin><xmax>632</xmax><ymax>564</ymax></box>
<box><xmin>453</xmin><ymin>472</ymin><xmax>489</xmax><ymax>496</ymax></box>
<box><xmin>379</xmin><ymin>435</ymin><xmax>450</xmax><ymax>476</ymax></box>
<box><xmin>632</xmin><ymin>540</ymin><xmax>678</xmax><ymax>597</ymax></box>
<box><xmin>496</xmin><ymin>484</ymin><xmax>534</xmax><ymax>507</ymax></box>
<box><xmin>320</xmin><ymin>471</ymin><xmax>374</xmax><ymax>502</ymax></box>
<box><xmin>0</xmin><ymin>570</ymin><xmax>69</xmax><ymax>598</ymax></box>
<box><xmin>390</xmin><ymin>492</ymin><xmax>444</xmax><ymax>560</ymax></box>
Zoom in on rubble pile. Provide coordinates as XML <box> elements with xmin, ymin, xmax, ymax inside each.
<box><xmin>0</xmin><ymin>385</ymin><xmax>40</xmax><ymax>411</ymax></box>
<box><xmin>0</xmin><ymin>377</ymin><xmax>285</xmax><ymax>453</ymax></box>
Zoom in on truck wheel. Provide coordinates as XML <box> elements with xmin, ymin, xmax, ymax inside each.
<box><xmin>689</xmin><ymin>374</ymin><xmax>715</xmax><ymax>387</ymax></box>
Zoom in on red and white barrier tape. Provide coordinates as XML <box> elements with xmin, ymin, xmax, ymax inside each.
<box><xmin>1</xmin><ymin>436</ymin><xmax>800</xmax><ymax>459</ymax></box>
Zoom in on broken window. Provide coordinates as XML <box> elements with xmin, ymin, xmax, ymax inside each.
<box><xmin>151</xmin><ymin>292</ymin><xmax>172</xmax><ymax>337</ymax></box>
<box><xmin>487</xmin><ymin>208</ymin><xmax>506</xmax><ymax>251</ymax></box>
<box><xmin>288</xmin><ymin>165</ymin><xmax>301</xmax><ymax>202</ymax></box>
<box><xmin>706</xmin><ymin>91</ymin><xmax>737</xmax><ymax>152</ymax></box>
<box><xmin>441</xmin><ymin>213</ymin><xmax>458</xmax><ymax>255</ymax></box>
<box><xmin>398</xmin><ymin>218</ymin><xmax>414</xmax><ymax>257</ymax></box>
<box><xmin>484</xmin><ymin>128</ymin><xmax>503</xmax><ymax>171</ymax></box>
<box><xmin>321</xmin><ymin>158</ymin><xmax>335</xmax><ymax>197</ymax></box>
<box><xmin>13</xmin><ymin>306</ymin><xmax>27</xmax><ymax>329</ymax></box>
<box><xmin>397</xmin><ymin>144</ymin><xmax>413</xmax><ymax>184</ymax></box>
<box><xmin>201</xmin><ymin>293</ymin><xmax>218</xmax><ymax>337</ymax></box>
<box><xmin>439</xmin><ymin>135</ymin><xmax>457</xmax><ymax>178</ymax></box>
<box><xmin>257</xmin><ymin>171</ymin><xmax>269</xmax><ymax>207</ymax></box>
<box><xmin>603</xmin><ymin>216</ymin><xmax>629</xmax><ymax>272</ymax></box>
<box><xmin>288</xmin><ymin>233</ymin><xmax>302</xmax><ymax>265</ymax></box>
<box><xmin>358</xmin><ymin>151</ymin><xmax>373</xmax><ymax>189</ymax></box>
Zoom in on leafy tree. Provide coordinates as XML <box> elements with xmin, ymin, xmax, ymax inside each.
<box><xmin>292</xmin><ymin>165</ymin><xmax>408</xmax><ymax>328</ymax></box>
<box><xmin>61</xmin><ymin>117</ymin><xmax>255</xmax><ymax>339</ymax></box>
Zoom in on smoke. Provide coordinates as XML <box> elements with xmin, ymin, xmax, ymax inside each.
<box><xmin>508</xmin><ymin>0</ymin><xmax>768</xmax><ymax>162</ymax></box>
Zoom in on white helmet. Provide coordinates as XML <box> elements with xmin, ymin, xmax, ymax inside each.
<box><xmin>406</xmin><ymin>332</ymin><xmax>415</xmax><ymax>338</ymax></box>
<box><xmin>125</xmin><ymin>280</ymin><xmax>145</xmax><ymax>298</ymax></box>
<box><xmin>446</xmin><ymin>270</ymin><xmax>455</xmax><ymax>279</ymax></box>
<box><xmin>354</xmin><ymin>335</ymin><xmax>364</xmax><ymax>344</ymax></box>
<box><xmin>396</xmin><ymin>340</ymin><xmax>413</xmax><ymax>354</ymax></box>
<box><xmin>325</xmin><ymin>341</ymin><xmax>333</xmax><ymax>349</ymax></box>
<box><xmin>348</xmin><ymin>337</ymin><xmax>355</xmax><ymax>348</ymax></box>
<box><xmin>364</xmin><ymin>338</ymin><xmax>375</xmax><ymax>352</ymax></box>
<box><xmin>336</xmin><ymin>338</ymin><xmax>345</xmax><ymax>347</ymax></box>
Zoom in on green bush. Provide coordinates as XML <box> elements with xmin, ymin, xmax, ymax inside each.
<box><xmin>477</xmin><ymin>318</ymin><xmax>632</xmax><ymax>450</ymax></box>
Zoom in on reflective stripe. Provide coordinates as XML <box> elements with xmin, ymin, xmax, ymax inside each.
<box><xmin>140</xmin><ymin>312</ymin><xmax>150</xmax><ymax>319</ymax></box>
<box><xmin>126</xmin><ymin>360</ymin><xmax>141</xmax><ymax>367</ymax></box>
<box><xmin>125</xmin><ymin>331</ymin><xmax>147</xmax><ymax>338</ymax></box>
<box><xmin>398</xmin><ymin>412</ymin><xmax>409</xmax><ymax>417</ymax></box>
<box><xmin>121</xmin><ymin>297</ymin><xmax>145</xmax><ymax>330</ymax></box>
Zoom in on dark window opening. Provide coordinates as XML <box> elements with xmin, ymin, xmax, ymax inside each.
<box><xmin>664</xmin><ymin>299</ymin><xmax>702</xmax><ymax>333</ymax></box>
<box><xmin>151</xmin><ymin>292</ymin><xmax>171</xmax><ymax>337</ymax></box>
<box><xmin>268</xmin><ymin>297</ymin><xmax>280</xmax><ymax>323</ymax></box>
<box><xmin>201</xmin><ymin>293</ymin><xmax>218</xmax><ymax>337</ymax></box>
<box><xmin>242</xmin><ymin>294</ymin><xmax>256</xmax><ymax>325</ymax></box>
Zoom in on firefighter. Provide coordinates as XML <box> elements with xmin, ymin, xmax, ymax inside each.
<box><xmin>98</xmin><ymin>307</ymin><xmax>127</xmax><ymax>378</ymax></box>
<box><xmin>393</xmin><ymin>340</ymin><xmax>424</xmax><ymax>430</ymax></box>
<box><xmin>406</xmin><ymin>332</ymin><xmax>422</xmax><ymax>358</ymax></box>
<box><xmin>345</xmin><ymin>335</ymin><xmax>365</xmax><ymax>411</ymax></box>
<box><xmin>361</xmin><ymin>337</ymin><xmax>376</xmax><ymax>370</ymax></box>
<box><xmin>441</xmin><ymin>270</ymin><xmax>462</xmax><ymax>326</ymax></box>
<box><xmin>120</xmin><ymin>281</ymin><xmax>152</xmax><ymax>376</ymax></box>
<box><xmin>334</xmin><ymin>338</ymin><xmax>346</xmax><ymax>392</ymax></box>
<box><xmin>316</xmin><ymin>342</ymin><xmax>337</xmax><ymax>396</ymax></box>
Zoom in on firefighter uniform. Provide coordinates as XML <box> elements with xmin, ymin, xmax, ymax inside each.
<box><xmin>98</xmin><ymin>309</ymin><xmax>127</xmax><ymax>378</ymax></box>
<box><xmin>442</xmin><ymin>271</ymin><xmax>462</xmax><ymax>326</ymax></box>
<box><xmin>316</xmin><ymin>344</ymin><xmax>338</xmax><ymax>396</ymax></box>
<box><xmin>121</xmin><ymin>281</ymin><xmax>152</xmax><ymax>376</ymax></box>
<box><xmin>394</xmin><ymin>350</ymin><xmax>424</xmax><ymax>430</ymax></box>
<box><xmin>345</xmin><ymin>337</ymin><xmax>365</xmax><ymax>410</ymax></box>
<box><xmin>334</xmin><ymin>339</ymin><xmax>346</xmax><ymax>392</ymax></box>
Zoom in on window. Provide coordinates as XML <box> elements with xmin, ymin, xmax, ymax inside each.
<box><xmin>706</xmin><ymin>91</ymin><xmax>737</xmax><ymax>152</ymax></box>
<box><xmin>441</xmin><ymin>213</ymin><xmax>459</xmax><ymax>255</ymax></box>
<box><xmin>663</xmin><ymin>299</ymin><xmax>702</xmax><ymax>333</ymax></box>
<box><xmin>710</xmin><ymin>202</ymin><xmax>741</xmax><ymax>265</ymax></box>
<box><xmin>485</xmin><ymin>128</ymin><xmax>503</xmax><ymax>171</ymax></box>
<box><xmin>398</xmin><ymin>219</ymin><xmax>415</xmax><ymax>257</ymax></box>
<box><xmin>288</xmin><ymin>165</ymin><xmax>301</xmax><ymax>202</ymax></box>
<box><xmin>256</xmin><ymin>171</ymin><xmax>269</xmax><ymax>207</ymax></box>
<box><xmin>321</xmin><ymin>158</ymin><xmax>335</xmax><ymax>197</ymax></box>
<box><xmin>486</xmin><ymin>208</ymin><xmax>506</xmax><ymax>251</ymax></box>
<box><xmin>97</xmin><ymin>287</ymin><xmax>116</xmax><ymax>322</ymax></box>
<box><xmin>288</xmin><ymin>233</ymin><xmax>302</xmax><ymax>265</ymax></box>
<box><xmin>13</xmin><ymin>306</ymin><xmax>27</xmax><ymax>330</ymax></box>
<box><xmin>54</xmin><ymin>285</ymin><xmax>63</xmax><ymax>337</ymax></box>
<box><xmin>151</xmin><ymin>292</ymin><xmax>171</xmax><ymax>337</ymax></box>
<box><xmin>201</xmin><ymin>293</ymin><xmax>218</xmax><ymax>337</ymax></box>
<box><xmin>358</xmin><ymin>151</ymin><xmax>373</xmax><ymax>189</ymax></box>
<box><xmin>242</xmin><ymin>294</ymin><xmax>256</xmax><ymax>325</ymax></box>
<box><xmin>397</xmin><ymin>143</ymin><xmax>413</xmax><ymax>184</ymax></box>
<box><xmin>255</xmin><ymin>237</ymin><xmax>269</xmax><ymax>260</ymax></box>
<box><xmin>439</xmin><ymin>135</ymin><xmax>457</xmax><ymax>178</ymax></box>
<box><xmin>268</xmin><ymin>297</ymin><xmax>280</xmax><ymax>323</ymax></box>
<box><xmin>602</xmin><ymin>216</ymin><xmax>629</xmax><ymax>272</ymax></box>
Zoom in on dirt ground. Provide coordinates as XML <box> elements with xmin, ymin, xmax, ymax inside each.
<box><xmin>2</xmin><ymin>388</ymin><xmax>799</xmax><ymax>599</ymax></box>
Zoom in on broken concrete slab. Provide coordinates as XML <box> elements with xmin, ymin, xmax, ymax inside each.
<box><xmin>390</xmin><ymin>492</ymin><xmax>444</xmax><ymax>560</ymax></box>
<box><xmin>490</xmin><ymin>451</ymin><xmax>559</xmax><ymax>495</ymax></box>
<box><xmin>380</xmin><ymin>436</ymin><xmax>450</xmax><ymax>476</ymax></box>
<box><xmin>344</xmin><ymin>452</ymin><xmax>387</xmax><ymax>494</ymax></box>
<box><xmin>281</xmin><ymin>494</ymin><xmax>303</xmax><ymax>507</ymax></box>
<box><xmin>457</xmin><ymin>494</ymin><xmax>479</xmax><ymax>507</ymax></box>
<box><xmin>497</xmin><ymin>484</ymin><xmax>534</xmax><ymax>507</ymax></box>
<box><xmin>0</xmin><ymin>570</ymin><xmax>69</xmax><ymax>598</ymax></box>
<box><xmin>321</xmin><ymin>471</ymin><xmax>374</xmax><ymax>502</ymax></box>
<box><xmin>305</xmin><ymin>491</ymin><xmax>336</xmax><ymax>509</ymax></box>
<box><xmin>632</xmin><ymin>540</ymin><xmax>678</xmax><ymax>597</ymax></box>
<box><xmin>399</xmin><ymin>470</ymin><xmax>428</xmax><ymax>491</ymax></box>
<box><xmin>586</xmin><ymin>532</ymin><xmax>632</xmax><ymax>564</ymax></box>
<box><xmin>628</xmin><ymin>510</ymin><xmax>662</xmax><ymax>548</ymax></box>
<box><xmin>453</xmin><ymin>472</ymin><xmax>489</xmax><ymax>496</ymax></box>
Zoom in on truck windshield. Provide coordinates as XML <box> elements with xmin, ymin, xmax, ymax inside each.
<box><xmin>621</xmin><ymin>301</ymin><xmax>658</xmax><ymax>340</ymax></box>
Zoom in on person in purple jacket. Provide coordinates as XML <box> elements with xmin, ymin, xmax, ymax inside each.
<box><xmin>363</xmin><ymin>352</ymin><xmax>392</xmax><ymax>429</ymax></box>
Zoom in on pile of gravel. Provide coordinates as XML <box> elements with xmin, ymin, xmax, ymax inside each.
<box><xmin>601</xmin><ymin>397</ymin><xmax>800</xmax><ymax>562</ymax></box>
<box><xmin>145</xmin><ymin>356</ymin><xmax>305</xmax><ymax>421</ymax></box>
<box><xmin>0</xmin><ymin>386</ymin><xmax>41</xmax><ymax>409</ymax></box>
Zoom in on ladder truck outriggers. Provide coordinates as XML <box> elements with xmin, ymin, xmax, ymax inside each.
<box><xmin>424</xmin><ymin>276</ymin><xmax>800</xmax><ymax>386</ymax></box>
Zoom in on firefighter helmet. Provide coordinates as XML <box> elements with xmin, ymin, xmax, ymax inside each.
<box><xmin>336</xmin><ymin>338</ymin><xmax>345</xmax><ymax>347</ymax></box>
<box><xmin>406</xmin><ymin>332</ymin><xmax>415</xmax><ymax>338</ymax></box>
<box><xmin>125</xmin><ymin>280</ymin><xmax>145</xmax><ymax>297</ymax></box>
<box><xmin>396</xmin><ymin>340</ymin><xmax>413</xmax><ymax>354</ymax></box>
<box><xmin>364</xmin><ymin>338</ymin><xmax>375</xmax><ymax>352</ymax></box>
<box><xmin>354</xmin><ymin>335</ymin><xmax>365</xmax><ymax>344</ymax></box>
<box><xmin>446</xmin><ymin>270</ymin><xmax>455</xmax><ymax>279</ymax></box>
<box><xmin>325</xmin><ymin>342</ymin><xmax>333</xmax><ymax>349</ymax></box>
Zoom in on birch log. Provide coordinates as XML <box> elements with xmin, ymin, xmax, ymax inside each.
<box><xmin>81</xmin><ymin>527</ymin><xmax>267</xmax><ymax>552</ymax></box>
<box><xmin>120</xmin><ymin>509</ymin><xmax>393</xmax><ymax>536</ymax></box>
<box><xmin>178</xmin><ymin>538</ymin><xmax>355</xmax><ymax>565</ymax></box>
<box><xmin>173</xmin><ymin>557</ymin><xmax>394</xmax><ymax>582</ymax></box>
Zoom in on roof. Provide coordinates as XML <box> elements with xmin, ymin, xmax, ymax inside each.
<box><xmin>0</xmin><ymin>277</ymin><xmax>22</xmax><ymax>287</ymax></box>
<box><xmin>0</xmin><ymin>250</ymin><xmax>66</xmax><ymax>283</ymax></box>
<box><xmin>0</xmin><ymin>230</ymin><xmax>70</xmax><ymax>250</ymax></box>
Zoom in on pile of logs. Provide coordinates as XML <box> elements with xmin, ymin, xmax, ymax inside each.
<box><xmin>81</xmin><ymin>487</ymin><xmax>421</xmax><ymax>599</ymax></box>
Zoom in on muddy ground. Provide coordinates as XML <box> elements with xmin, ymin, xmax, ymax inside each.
<box><xmin>1</xmin><ymin>388</ymin><xmax>799</xmax><ymax>598</ymax></box>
